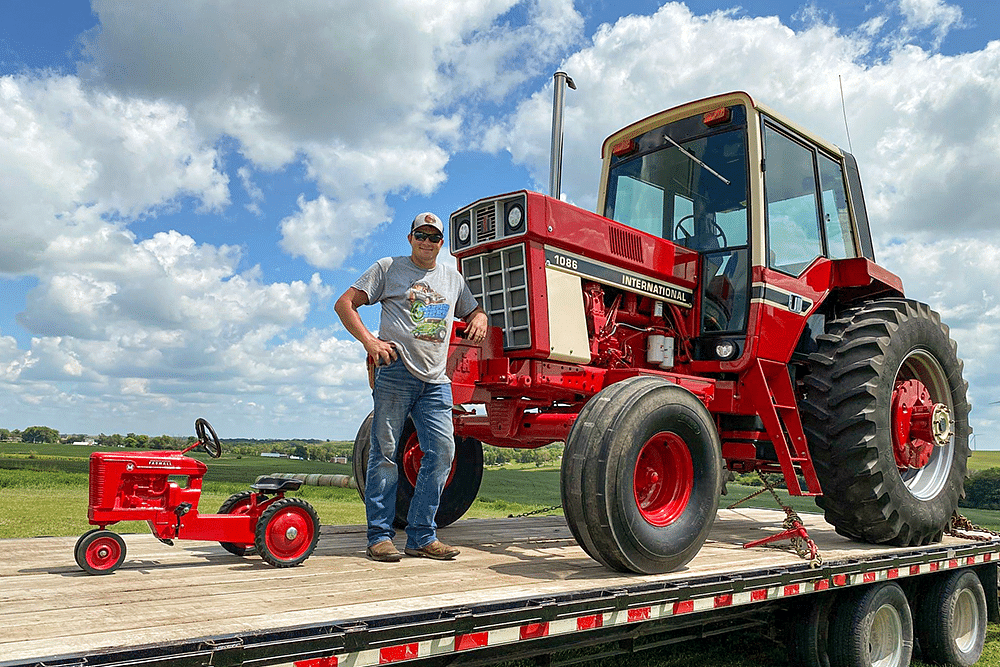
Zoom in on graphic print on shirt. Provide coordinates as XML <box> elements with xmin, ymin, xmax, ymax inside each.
<box><xmin>407</xmin><ymin>281</ymin><xmax>449</xmax><ymax>343</ymax></box>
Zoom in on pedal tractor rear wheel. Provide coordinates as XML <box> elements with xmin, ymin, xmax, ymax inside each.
<box><xmin>254</xmin><ymin>497</ymin><xmax>320</xmax><ymax>567</ymax></box>
<box><xmin>217</xmin><ymin>491</ymin><xmax>259</xmax><ymax>557</ymax></box>
<box><xmin>75</xmin><ymin>529</ymin><xmax>127</xmax><ymax>575</ymax></box>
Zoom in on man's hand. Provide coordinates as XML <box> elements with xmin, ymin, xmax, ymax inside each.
<box><xmin>365</xmin><ymin>338</ymin><xmax>398</xmax><ymax>366</ymax></box>
<box><xmin>463</xmin><ymin>308</ymin><xmax>489</xmax><ymax>344</ymax></box>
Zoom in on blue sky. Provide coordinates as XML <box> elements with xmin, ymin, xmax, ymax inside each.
<box><xmin>1</xmin><ymin>0</ymin><xmax>999</xmax><ymax>447</ymax></box>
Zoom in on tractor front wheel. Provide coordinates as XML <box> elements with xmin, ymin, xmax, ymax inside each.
<box><xmin>561</xmin><ymin>377</ymin><xmax>722</xmax><ymax>574</ymax></box>
<box><xmin>75</xmin><ymin>529</ymin><xmax>127</xmax><ymax>575</ymax></box>
<box><xmin>254</xmin><ymin>498</ymin><xmax>320</xmax><ymax>567</ymax></box>
<box><xmin>802</xmin><ymin>298</ymin><xmax>970</xmax><ymax>546</ymax></box>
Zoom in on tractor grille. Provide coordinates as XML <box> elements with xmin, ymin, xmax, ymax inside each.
<box><xmin>89</xmin><ymin>455</ymin><xmax>106</xmax><ymax>508</ymax></box>
<box><xmin>476</xmin><ymin>206</ymin><xmax>497</xmax><ymax>242</ymax></box>
<box><xmin>462</xmin><ymin>244</ymin><xmax>530</xmax><ymax>349</ymax></box>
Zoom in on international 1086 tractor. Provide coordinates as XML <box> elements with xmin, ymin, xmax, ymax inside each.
<box><xmin>352</xmin><ymin>91</ymin><xmax>970</xmax><ymax>574</ymax></box>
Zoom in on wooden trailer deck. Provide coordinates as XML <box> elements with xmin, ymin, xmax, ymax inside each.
<box><xmin>2</xmin><ymin>509</ymin><xmax>995</xmax><ymax>665</ymax></box>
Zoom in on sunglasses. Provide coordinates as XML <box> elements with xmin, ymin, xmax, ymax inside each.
<box><xmin>412</xmin><ymin>230</ymin><xmax>443</xmax><ymax>243</ymax></box>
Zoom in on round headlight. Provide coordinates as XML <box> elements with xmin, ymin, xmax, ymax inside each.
<box><xmin>506</xmin><ymin>206</ymin><xmax>523</xmax><ymax>231</ymax></box>
<box><xmin>458</xmin><ymin>221</ymin><xmax>471</xmax><ymax>243</ymax></box>
<box><xmin>715</xmin><ymin>341</ymin><xmax>738</xmax><ymax>360</ymax></box>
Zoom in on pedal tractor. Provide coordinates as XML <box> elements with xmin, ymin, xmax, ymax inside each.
<box><xmin>75</xmin><ymin>418</ymin><xmax>320</xmax><ymax>574</ymax></box>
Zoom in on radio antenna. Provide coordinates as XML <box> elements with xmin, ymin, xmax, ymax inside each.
<box><xmin>839</xmin><ymin>75</ymin><xmax>854</xmax><ymax>153</ymax></box>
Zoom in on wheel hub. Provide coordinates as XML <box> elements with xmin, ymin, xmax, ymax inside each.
<box><xmin>402</xmin><ymin>433</ymin><xmax>458</xmax><ymax>488</ymax></box>
<box><xmin>633</xmin><ymin>432</ymin><xmax>693</xmax><ymax>527</ymax></box>
<box><xmin>892</xmin><ymin>379</ymin><xmax>951</xmax><ymax>470</ymax></box>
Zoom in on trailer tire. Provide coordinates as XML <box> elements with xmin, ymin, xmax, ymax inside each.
<box><xmin>830</xmin><ymin>582</ymin><xmax>912</xmax><ymax>667</ymax></box>
<box><xmin>801</xmin><ymin>298</ymin><xmax>970</xmax><ymax>546</ymax></box>
<box><xmin>562</xmin><ymin>376</ymin><xmax>721</xmax><ymax>574</ymax></box>
<box><xmin>915</xmin><ymin>570</ymin><xmax>986</xmax><ymax>667</ymax></box>
<box><xmin>352</xmin><ymin>412</ymin><xmax>483</xmax><ymax>529</ymax></box>
<box><xmin>217</xmin><ymin>492</ymin><xmax>259</xmax><ymax>557</ymax></box>
<box><xmin>787</xmin><ymin>593</ymin><xmax>835</xmax><ymax>667</ymax></box>
<box><xmin>254</xmin><ymin>497</ymin><xmax>320</xmax><ymax>568</ymax></box>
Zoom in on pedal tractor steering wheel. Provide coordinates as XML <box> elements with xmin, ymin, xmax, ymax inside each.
<box><xmin>195</xmin><ymin>418</ymin><xmax>222</xmax><ymax>459</ymax></box>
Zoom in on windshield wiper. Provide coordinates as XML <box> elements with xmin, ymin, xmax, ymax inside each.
<box><xmin>663</xmin><ymin>135</ymin><xmax>731</xmax><ymax>186</ymax></box>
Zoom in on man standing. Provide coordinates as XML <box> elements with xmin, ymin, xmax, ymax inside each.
<box><xmin>335</xmin><ymin>212</ymin><xmax>488</xmax><ymax>562</ymax></box>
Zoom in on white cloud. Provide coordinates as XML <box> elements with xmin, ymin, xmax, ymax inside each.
<box><xmin>0</xmin><ymin>74</ymin><xmax>229</xmax><ymax>275</ymax></box>
<box><xmin>78</xmin><ymin>0</ymin><xmax>583</xmax><ymax>269</ymax></box>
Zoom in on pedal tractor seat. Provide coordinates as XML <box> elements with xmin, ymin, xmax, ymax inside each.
<box><xmin>251</xmin><ymin>476</ymin><xmax>304</xmax><ymax>493</ymax></box>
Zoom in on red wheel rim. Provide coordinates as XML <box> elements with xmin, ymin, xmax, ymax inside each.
<box><xmin>85</xmin><ymin>535</ymin><xmax>123</xmax><ymax>571</ymax></box>
<box><xmin>634</xmin><ymin>432</ymin><xmax>693</xmax><ymax>527</ymax></box>
<box><xmin>264</xmin><ymin>506</ymin><xmax>315</xmax><ymax>561</ymax></box>
<box><xmin>401</xmin><ymin>432</ymin><xmax>457</xmax><ymax>489</ymax></box>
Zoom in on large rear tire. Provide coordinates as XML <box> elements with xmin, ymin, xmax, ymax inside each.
<box><xmin>561</xmin><ymin>377</ymin><xmax>722</xmax><ymax>574</ymax></box>
<box><xmin>352</xmin><ymin>411</ymin><xmax>483</xmax><ymax>529</ymax></box>
<box><xmin>802</xmin><ymin>298</ymin><xmax>970</xmax><ymax>546</ymax></box>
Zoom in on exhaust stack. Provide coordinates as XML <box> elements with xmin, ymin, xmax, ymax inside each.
<box><xmin>549</xmin><ymin>71</ymin><xmax>576</xmax><ymax>199</ymax></box>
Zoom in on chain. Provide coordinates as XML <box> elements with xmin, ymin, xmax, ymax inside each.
<box><xmin>728</xmin><ymin>471</ymin><xmax>823</xmax><ymax>568</ymax></box>
<box><xmin>946</xmin><ymin>511</ymin><xmax>1000</xmax><ymax>542</ymax></box>
<box><xmin>508</xmin><ymin>505</ymin><xmax>562</xmax><ymax>518</ymax></box>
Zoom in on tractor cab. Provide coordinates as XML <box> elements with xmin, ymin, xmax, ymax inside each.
<box><xmin>598</xmin><ymin>91</ymin><xmax>884</xmax><ymax>370</ymax></box>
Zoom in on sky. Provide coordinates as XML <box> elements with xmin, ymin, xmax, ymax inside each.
<box><xmin>1</xmin><ymin>0</ymin><xmax>999</xmax><ymax>448</ymax></box>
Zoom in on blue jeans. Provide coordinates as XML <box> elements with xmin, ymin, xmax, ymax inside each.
<box><xmin>367</xmin><ymin>358</ymin><xmax>455</xmax><ymax>550</ymax></box>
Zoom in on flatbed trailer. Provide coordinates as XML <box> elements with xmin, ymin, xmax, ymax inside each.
<box><xmin>3</xmin><ymin>509</ymin><xmax>998</xmax><ymax>667</ymax></box>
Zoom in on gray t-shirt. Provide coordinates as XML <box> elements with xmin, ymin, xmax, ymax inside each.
<box><xmin>353</xmin><ymin>256</ymin><xmax>479</xmax><ymax>383</ymax></box>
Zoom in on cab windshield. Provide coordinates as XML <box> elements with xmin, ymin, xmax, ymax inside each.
<box><xmin>603</xmin><ymin>106</ymin><xmax>750</xmax><ymax>334</ymax></box>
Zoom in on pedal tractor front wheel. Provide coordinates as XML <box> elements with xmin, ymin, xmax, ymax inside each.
<box><xmin>254</xmin><ymin>497</ymin><xmax>320</xmax><ymax>567</ymax></box>
<box><xmin>75</xmin><ymin>529</ymin><xmax>127</xmax><ymax>575</ymax></box>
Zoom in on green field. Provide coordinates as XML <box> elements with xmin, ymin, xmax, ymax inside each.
<box><xmin>3</xmin><ymin>442</ymin><xmax>1000</xmax><ymax>667</ymax></box>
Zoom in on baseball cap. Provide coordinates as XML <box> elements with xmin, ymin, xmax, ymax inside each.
<box><xmin>411</xmin><ymin>212</ymin><xmax>444</xmax><ymax>235</ymax></box>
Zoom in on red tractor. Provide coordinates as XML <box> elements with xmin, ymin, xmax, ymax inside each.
<box><xmin>352</xmin><ymin>91</ymin><xmax>970</xmax><ymax>574</ymax></box>
<box><xmin>76</xmin><ymin>418</ymin><xmax>320</xmax><ymax>574</ymax></box>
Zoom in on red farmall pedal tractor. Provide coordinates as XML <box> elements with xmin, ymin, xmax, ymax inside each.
<box><xmin>75</xmin><ymin>418</ymin><xmax>320</xmax><ymax>575</ymax></box>
<box><xmin>352</xmin><ymin>91</ymin><xmax>970</xmax><ymax>574</ymax></box>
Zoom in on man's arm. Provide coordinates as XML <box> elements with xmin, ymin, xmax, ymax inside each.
<box><xmin>334</xmin><ymin>287</ymin><xmax>398</xmax><ymax>366</ymax></box>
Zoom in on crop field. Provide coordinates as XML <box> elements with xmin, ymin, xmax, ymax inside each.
<box><xmin>3</xmin><ymin>442</ymin><xmax>1000</xmax><ymax>666</ymax></box>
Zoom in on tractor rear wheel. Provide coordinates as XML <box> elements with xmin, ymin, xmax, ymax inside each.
<box><xmin>801</xmin><ymin>298</ymin><xmax>970</xmax><ymax>546</ymax></box>
<box><xmin>352</xmin><ymin>412</ymin><xmax>483</xmax><ymax>529</ymax></box>
<box><xmin>561</xmin><ymin>376</ymin><xmax>722</xmax><ymax>574</ymax></box>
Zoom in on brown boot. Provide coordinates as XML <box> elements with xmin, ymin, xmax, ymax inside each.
<box><xmin>366</xmin><ymin>540</ymin><xmax>403</xmax><ymax>562</ymax></box>
<box><xmin>404</xmin><ymin>540</ymin><xmax>460</xmax><ymax>560</ymax></box>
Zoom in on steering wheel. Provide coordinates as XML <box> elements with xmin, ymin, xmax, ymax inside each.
<box><xmin>195</xmin><ymin>418</ymin><xmax>222</xmax><ymax>459</ymax></box>
<box><xmin>674</xmin><ymin>214</ymin><xmax>728</xmax><ymax>249</ymax></box>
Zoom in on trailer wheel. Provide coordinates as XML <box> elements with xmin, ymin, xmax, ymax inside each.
<box><xmin>801</xmin><ymin>298</ymin><xmax>970</xmax><ymax>546</ymax></box>
<box><xmin>217</xmin><ymin>492</ymin><xmax>259</xmax><ymax>557</ymax></box>
<box><xmin>352</xmin><ymin>411</ymin><xmax>483</xmax><ymax>529</ymax></box>
<box><xmin>75</xmin><ymin>529</ymin><xmax>126</xmax><ymax>575</ymax></box>
<box><xmin>915</xmin><ymin>570</ymin><xmax>986</xmax><ymax>666</ymax></box>
<box><xmin>786</xmin><ymin>593</ymin><xmax>835</xmax><ymax>667</ymax></box>
<box><xmin>254</xmin><ymin>498</ymin><xmax>319</xmax><ymax>568</ymax></box>
<box><xmin>830</xmin><ymin>582</ymin><xmax>912</xmax><ymax>667</ymax></box>
<box><xmin>562</xmin><ymin>377</ymin><xmax>721</xmax><ymax>574</ymax></box>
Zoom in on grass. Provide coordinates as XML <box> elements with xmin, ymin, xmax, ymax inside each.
<box><xmin>4</xmin><ymin>444</ymin><xmax>1000</xmax><ymax>667</ymax></box>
